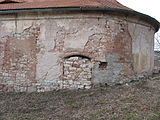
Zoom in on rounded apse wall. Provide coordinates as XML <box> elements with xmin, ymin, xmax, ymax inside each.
<box><xmin>0</xmin><ymin>10</ymin><xmax>157</xmax><ymax>92</ymax></box>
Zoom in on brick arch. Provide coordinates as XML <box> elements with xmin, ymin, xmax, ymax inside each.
<box><xmin>64</xmin><ymin>54</ymin><xmax>91</xmax><ymax>60</ymax></box>
<box><xmin>0</xmin><ymin>0</ymin><xmax>24</xmax><ymax>4</ymax></box>
<box><xmin>62</xmin><ymin>52</ymin><xmax>92</xmax><ymax>60</ymax></box>
<box><xmin>62</xmin><ymin>55</ymin><xmax>92</xmax><ymax>89</ymax></box>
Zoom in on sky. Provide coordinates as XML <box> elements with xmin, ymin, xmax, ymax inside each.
<box><xmin>117</xmin><ymin>0</ymin><xmax>160</xmax><ymax>50</ymax></box>
<box><xmin>117</xmin><ymin>0</ymin><xmax>160</xmax><ymax>21</ymax></box>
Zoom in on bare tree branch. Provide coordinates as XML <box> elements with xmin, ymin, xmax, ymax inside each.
<box><xmin>155</xmin><ymin>31</ymin><xmax>160</xmax><ymax>50</ymax></box>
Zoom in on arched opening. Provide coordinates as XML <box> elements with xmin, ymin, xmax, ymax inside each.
<box><xmin>0</xmin><ymin>0</ymin><xmax>23</xmax><ymax>4</ymax></box>
<box><xmin>64</xmin><ymin>54</ymin><xmax>91</xmax><ymax>60</ymax></box>
<box><xmin>63</xmin><ymin>55</ymin><xmax>92</xmax><ymax>89</ymax></box>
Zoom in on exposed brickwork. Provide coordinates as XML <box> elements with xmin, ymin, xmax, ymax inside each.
<box><xmin>83</xmin><ymin>20</ymin><xmax>134</xmax><ymax>82</ymax></box>
<box><xmin>63</xmin><ymin>56</ymin><xmax>92</xmax><ymax>89</ymax></box>
<box><xmin>0</xmin><ymin>11</ymin><xmax>156</xmax><ymax>92</ymax></box>
<box><xmin>0</xmin><ymin>25</ymin><xmax>40</xmax><ymax>92</ymax></box>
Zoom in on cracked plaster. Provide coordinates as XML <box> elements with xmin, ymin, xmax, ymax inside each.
<box><xmin>0</xmin><ymin>11</ymin><xmax>156</xmax><ymax>92</ymax></box>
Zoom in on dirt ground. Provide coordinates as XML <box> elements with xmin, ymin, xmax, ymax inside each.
<box><xmin>0</xmin><ymin>77</ymin><xmax>160</xmax><ymax>120</ymax></box>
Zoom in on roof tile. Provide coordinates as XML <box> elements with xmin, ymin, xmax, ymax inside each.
<box><xmin>0</xmin><ymin>0</ymin><xmax>132</xmax><ymax>10</ymax></box>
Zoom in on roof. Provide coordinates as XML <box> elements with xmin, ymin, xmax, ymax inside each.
<box><xmin>0</xmin><ymin>0</ymin><xmax>132</xmax><ymax>10</ymax></box>
<box><xmin>0</xmin><ymin>0</ymin><xmax>159</xmax><ymax>32</ymax></box>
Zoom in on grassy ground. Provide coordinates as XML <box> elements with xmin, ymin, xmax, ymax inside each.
<box><xmin>0</xmin><ymin>78</ymin><xmax>160</xmax><ymax>120</ymax></box>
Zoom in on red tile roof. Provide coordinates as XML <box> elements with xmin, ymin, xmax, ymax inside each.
<box><xmin>0</xmin><ymin>0</ymin><xmax>132</xmax><ymax>10</ymax></box>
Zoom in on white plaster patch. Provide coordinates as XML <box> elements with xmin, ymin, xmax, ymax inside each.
<box><xmin>36</xmin><ymin>52</ymin><xmax>61</xmax><ymax>83</ymax></box>
<box><xmin>16</xmin><ymin>20</ymin><xmax>34</xmax><ymax>33</ymax></box>
<box><xmin>0</xmin><ymin>21</ymin><xmax>15</xmax><ymax>37</ymax></box>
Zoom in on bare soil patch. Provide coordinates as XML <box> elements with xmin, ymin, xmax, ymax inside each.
<box><xmin>0</xmin><ymin>78</ymin><xmax>160</xmax><ymax>120</ymax></box>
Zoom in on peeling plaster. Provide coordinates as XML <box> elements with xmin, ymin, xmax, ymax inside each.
<box><xmin>0</xmin><ymin>12</ymin><xmax>156</xmax><ymax>92</ymax></box>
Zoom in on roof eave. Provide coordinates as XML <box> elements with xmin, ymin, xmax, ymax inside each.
<box><xmin>0</xmin><ymin>7</ymin><xmax>159</xmax><ymax>32</ymax></box>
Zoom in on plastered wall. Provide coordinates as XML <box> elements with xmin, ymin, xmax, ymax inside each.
<box><xmin>0</xmin><ymin>11</ymin><xmax>155</xmax><ymax>92</ymax></box>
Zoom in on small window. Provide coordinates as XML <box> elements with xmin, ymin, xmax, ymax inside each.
<box><xmin>99</xmin><ymin>62</ymin><xmax>108</xmax><ymax>70</ymax></box>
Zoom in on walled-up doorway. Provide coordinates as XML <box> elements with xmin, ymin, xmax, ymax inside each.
<box><xmin>63</xmin><ymin>55</ymin><xmax>92</xmax><ymax>89</ymax></box>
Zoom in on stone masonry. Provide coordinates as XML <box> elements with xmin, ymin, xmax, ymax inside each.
<box><xmin>0</xmin><ymin>11</ymin><xmax>157</xmax><ymax>92</ymax></box>
<box><xmin>63</xmin><ymin>56</ymin><xmax>92</xmax><ymax>89</ymax></box>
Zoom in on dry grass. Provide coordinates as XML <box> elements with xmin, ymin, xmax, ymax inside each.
<box><xmin>0</xmin><ymin>79</ymin><xmax>160</xmax><ymax>120</ymax></box>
